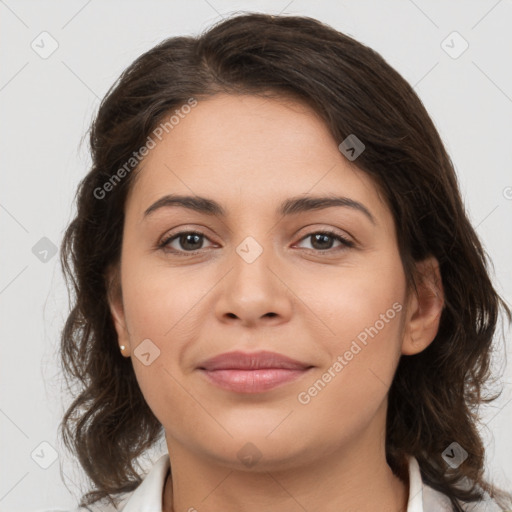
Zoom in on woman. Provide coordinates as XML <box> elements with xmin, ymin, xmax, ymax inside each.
<box><xmin>58</xmin><ymin>12</ymin><xmax>512</xmax><ymax>512</ymax></box>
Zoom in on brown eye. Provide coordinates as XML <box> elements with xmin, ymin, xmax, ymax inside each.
<box><xmin>296</xmin><ymin>231</ymin><xmax>354</xmax><ymax>252</ymax></box>
<box><xmin>159</xmin><ymin>231</ymin><xmax>214</xmax><ymax>254</ymax></box>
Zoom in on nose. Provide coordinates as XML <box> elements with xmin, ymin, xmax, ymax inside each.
<box><xmin>213</xmin><ymin>238</ymin><xmax>293</xmax><ymax>328</ymax></box>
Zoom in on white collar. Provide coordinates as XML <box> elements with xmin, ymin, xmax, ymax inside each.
<box><xmin>118</xmin><ymin>453</ymin><xmax>457</xmax><ymax>512</ymax></box>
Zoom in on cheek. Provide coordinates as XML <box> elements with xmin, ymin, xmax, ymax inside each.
<box><xmin>121</xmin><ymin>251</ymin><xmax>209</xmax><ymax>342</ymax></box>
<box><xmin>306</xmin><ymin>258</ymin><xmax>406</xmax><ymax>348</ymax></box>
<box><xmin>118</xmin><ymin>255</ymin><xmax>199</xmax><ymax>401</ymax></box>
<box><xmin>293</xmin><ymin>294</ymin><xmax>404</xmax><ymax>448</ymax></box>
<box><xmin>301</xmin><ymin>259</ymin><xmax>406</xmax><ymax>402</ymax></box>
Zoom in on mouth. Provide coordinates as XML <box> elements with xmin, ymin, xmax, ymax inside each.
<box><xmin>197</xmin><ymin>350</ymin><xmax>314</xmax><ymax>393</ymax></box>
<box><xmin>198</xmin><ymin>368</ymin><xmax>313</xmax><ymax>393</ymax></box>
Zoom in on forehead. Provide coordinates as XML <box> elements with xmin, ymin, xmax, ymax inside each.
<box><xmin>126</xmin><ymin>93</ymin><xmax>388</xmax><ymax>221</ymax></box>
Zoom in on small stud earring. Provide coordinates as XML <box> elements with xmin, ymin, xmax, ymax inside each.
<box><xmin>120</xmin><ymin>345</ymin><xmax>126</xmax><ymax>352</ymax></box>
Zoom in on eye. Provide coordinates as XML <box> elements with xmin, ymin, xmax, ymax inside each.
<box><xmin>158</xmin><ymin>231</ymin><xmax>215</xmax><ymax>255</ymax></box>
<box><xmin>157</xmin><ymin>229</ymin><xmax>355</xmax><ymax>256</ymax></box>
<box><xmin>295</xmin><ymin>230</ymin><xmax>355</xmax><ymax>252</ymax></box>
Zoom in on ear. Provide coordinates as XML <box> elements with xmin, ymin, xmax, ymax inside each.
<box><xmin>106</xmin><ymin>265</ymin><xmax>130</xmax><ymax>356</ymax></box>
<box><xmin>401</xmin><ymin>256</ymin><xmax>444</xmax><ymax>356</ymax></box>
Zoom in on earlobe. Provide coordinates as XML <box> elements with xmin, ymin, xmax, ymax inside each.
<box><xmin>106</xmin><ymin>265</ymin><xmax>130</xmax><ymax>356</ymax></box>
<box><xmin>401</xmin><ymin>256</ymin><xmax>445</xmax><ymax>356</ymax></box>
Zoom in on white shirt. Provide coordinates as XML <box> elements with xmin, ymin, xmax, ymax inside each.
<box><xmin>70</xmin><ymin>453</ymin><xmax>501</xmax><ymax>512</ymax></box>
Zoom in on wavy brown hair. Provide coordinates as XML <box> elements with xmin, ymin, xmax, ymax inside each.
<box><xmin>58</xmin><ymin>12</ymin><xmax>512</xmax><ymax>511</ymax></box>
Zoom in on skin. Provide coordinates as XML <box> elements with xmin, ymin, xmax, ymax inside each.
<box><xmin>108</xmin><ymin>93</ymin><xmax>444</xmax><ymax>512</ymax></box>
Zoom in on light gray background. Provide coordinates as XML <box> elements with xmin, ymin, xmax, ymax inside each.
<box><xmin>1</xmin><ymin>1</ymin><xmax>511</xmax><ymax>511</ymax></box>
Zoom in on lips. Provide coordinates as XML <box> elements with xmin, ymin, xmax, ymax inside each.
<box><xmin>197</xmin><ymin>350</ymin><xmax>312</xmax><ymax>371</ymax></box>
<box><xmin>197</xmin><ymin>350</ymin><xmax>313</xmax><ymax>393</ymax></box>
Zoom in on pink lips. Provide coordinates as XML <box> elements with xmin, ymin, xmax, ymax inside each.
<box><xmin>197</xmin><ymin>350</ymin><xmax>313</xmax><ymax>393</ymax></box>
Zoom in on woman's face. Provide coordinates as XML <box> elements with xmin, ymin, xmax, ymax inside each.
<box><xmin>109</xmin><ymin>93</ymin><xmax>417</xmax><ymax>470</ymax></box>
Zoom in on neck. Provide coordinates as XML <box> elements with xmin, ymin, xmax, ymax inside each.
<box><xmin>162</xmin><ymin>422</ymin><xmax>408</xmax><ymax>512</ymax></box>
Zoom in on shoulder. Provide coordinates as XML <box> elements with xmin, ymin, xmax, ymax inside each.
<box><xmin>39</xmin><ymin>489</ymin><xmax>134</xmax><ymax>512</ymax></box>
<box><xmin>42</xmin><ymin>502</ymin><xmax>129</xmax><ymax>512</ymax></box>
<box><xmin>421</xmin><ymin>484</ymin><xmax>496</xmax><ymax>511</ymax></box>
<box><xmin>44</xmin><ymin>455</ymin><xmax>170</xmax><ymax>512</ymax></box>
<box><xmin>422</xmin><ymin>479</ymin><xmax>507</xmax><ymax>511</ymax></box>
<box><xmin>408</xmin><ymin>456</ymin><xmax>507</xmax><ymax>512</ymax></box>
<box><xmin>423</xmin><ymin>483</ymin><xmax>506</xmax><ymax>511</ymax></box>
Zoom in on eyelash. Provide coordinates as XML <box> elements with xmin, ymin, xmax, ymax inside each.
<box><xmin>157</xmin><ymin>229</ymin><xmax>355</xmax><ymax>256</ymax></box>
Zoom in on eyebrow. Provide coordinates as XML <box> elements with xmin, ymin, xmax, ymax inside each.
<box><xmin>143</xmin><ymin>194</ymin><xmax>375</xmax><ymax>224</ymax></box>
